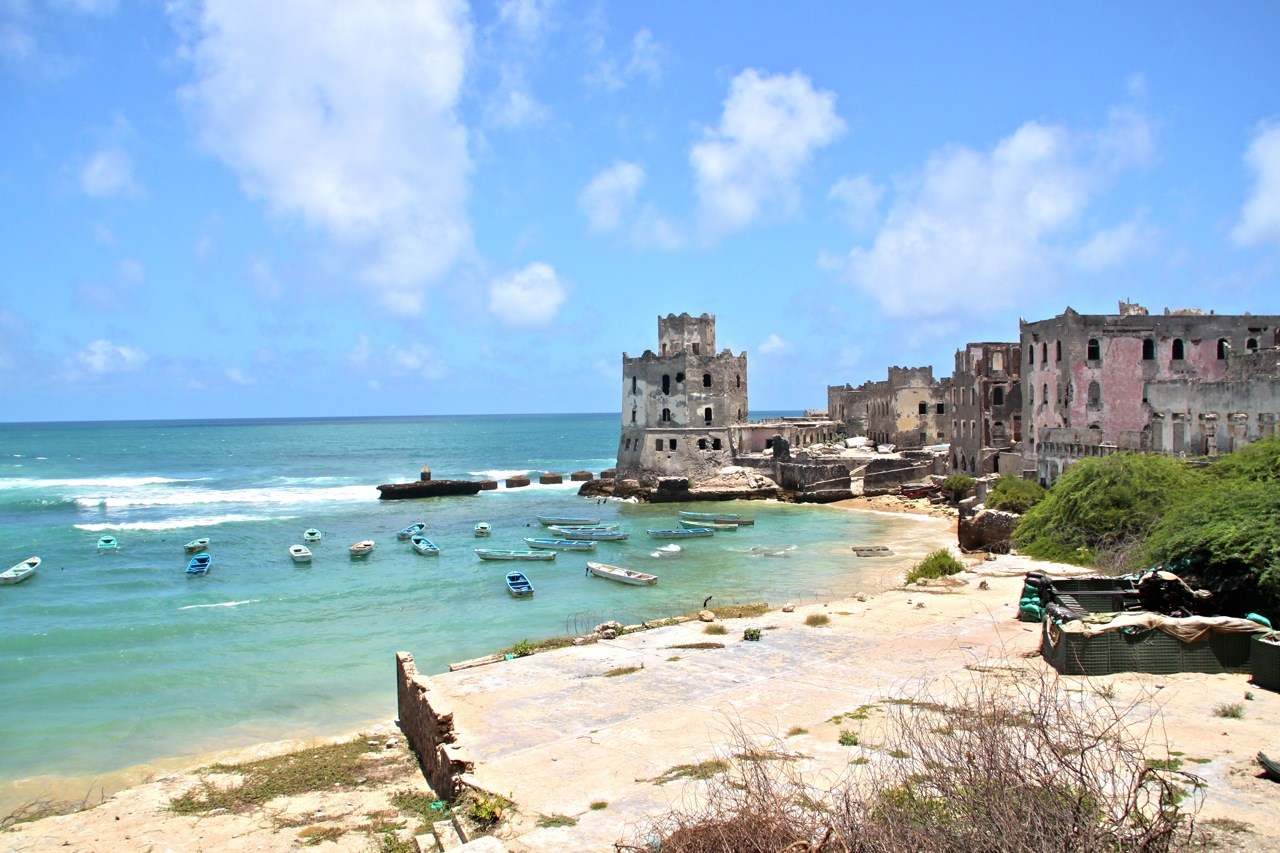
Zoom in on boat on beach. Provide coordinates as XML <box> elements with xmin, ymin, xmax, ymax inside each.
<box><xmin>183</xmin><ymin>538</ymin><xmax>209</xmax><ymax>553</ymax></box>
<box><xmin>397</xmin><ymin>522</ymin><xmax>426</xmax><ymax>540</ymax></box>
<box><xmin>524</xmin><ymin>537</ymin><xmax>597</xmax><ymax>551</ymax></box>
<box><xmin>475</xmin><ymin>549</ymin><xmax>555</xmax><ymax>562</ymax></box>
<box><xmin>548</xmin><ymin>526</ymin><xmax>628</xmax><ymax>540</ymax></box>
<box><xmin>97</xmin><ymin>535</ymin><xmax>120</xmax><ymax>552</ymax></box>
<box><xmin>679</xmin><ymin>518</ymin><xmax>739</xmax><ymax>530</ymax></box>
<box><xmin>586</xmin><ymin>561</ymin><xmax>657</xmax><ymax>586</ymax></box>
<box><xmin>410</xmin><ymin>534</ymin><xmax>440</xmax><ymax>556</ymax></box>
<box><xmin>289</xmin><ymin>544</ymin><xmax>312</xmax><ymax>563</ymax></box>
<box><xmin>647</xmin><ymin>527</ymin><xmax>714</xmax><ymax>539</ymax></box>
<box><xmin>537</xmin><ymin>515</ymin><xmax>601</xmax><ymax>526</ymax></box>
<box><xmin>505</xmin><ymin>570</ymin><xmax>534</xmax><ymax>597</ymax></box>
<box><xmin>1</xmin><ymin>556</ymin><xmax>40</xmax><ymax>585</ymax></box>
<box><xmin>186</xmin><ymin>553</ymin><xmax>211</xmax><ymax>575</ymax></box>
<box><xmin>474</xmin><ymin>522</ymin><xmax>492</xmax><ymax>537</ymax></box>
<box><xmin>349</xmin><ymin>540</ymin><xmax>376</xmax><ymax>557</ymax></box>
<box><xmin>678</xmin><ymin>510</ymin><xmax>754</xmax><ymax>525</ymax></box>
<box><xmin>303</xmin><ymin>528</ymin><xmax>323</xmax><ymax>542</ymax></box>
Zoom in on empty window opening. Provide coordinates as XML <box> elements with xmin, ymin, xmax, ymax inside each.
<box><xmin>992</xmin><ymin>387</ymin><xmax>1004</xmax><ymax>406</ymax></box>
<box><xmin>702</xmin><ymin>372</ymin><xmax>712</xmax><ymax>387</ymax></box>
<box><xmin>697</xmin><ymin>438</ymin><xmax>707</xmax><ymax>450</ymax></box>
<box><xmin>712</xmin><ymin>438</ymin><xmax>722</xmax><ymax>450</ymax></box>
<box><xmin>704</xmin><ymin>407</ymin><xmax>713</xmax><ymax>424</ymax></box>
<box><xmin>1087</xmin><ymin>381</ymin><xmax>1101</xmax><ymax>408</ymax></box>
<box><xmin>654</xmin><ymin>439</ymin><xmax>662</xmax><ymax>451</ymax></box>
<box><xmin>668</xmin><ymin>439</ymin><xmax>677</xmax><ymax>451</ymax></box>
<box><xmin>1247</xmin><ymin>337</ymin><xmax>1259</xmax><ymax>352</ymax></box>
<box><xmin>631</xmin><ymin>408</ymin><xmax>637</xmax><ymax>423</ymax></box>
<box><xmin>936</xmin><ymin>403</ymin><xmax>945</xmax><ymax>414</ymax></box>
<box><xmin>1028</xmin><ymin>347</ymin><xmax>1034</xmax><ymax>364</ymax></box>
<box><xmin>765</xmin><ymin>438</ymin><xmax>773</xmax><ymax>449</ymax></box>
<box><xmin>1172</xmin><ymin>339</ymin><xmax>1185</xmax><ymax>360</ymax></box>
<box><xmin>1041</xmin><ymin>342</ymin><xmax>1048</xmax><ymax>363</ymax></box>
<box><xmin>1042</xmin><ymin>383</ymin><xmax>1048</xmax><ymax>405</ymax></box>
<box><xmin>1055</xmin><ymin>341</ymin><xmax>1062</xmax><ymax>362</ymax></box>
<box><xmin>993</xmin><ymin>351</ymin><xmax>1004</xmax><ymax>372</ymax></box>
<box><xmin>1087</xmin><ymin>338</ymin><xmax>1100</xmax><ymax>360</ymax></box>
<box><xmin>630</xmin><ymin>376</ymin><xmax>637</xmax><ymax>394</ymax></box>
<box><xmin>918</xmin><ymin>402</ymin><xmax>928</xmax><ymax>415</ymax></box>
<box><xmin>737</xmin><ymin>408</ymin><xmax>743</xmax><ymax>420</ymax></box>
<box><xmin>1217</xmin><ymin>338</ymin><xmax>1229</xmax><ymax>359</ymax></box>
<box><xmin>661</xmin><ymin>343</ymin><xmax>667</xmax><ymax>355</ymax></box>
<box><xmin>1142</xmin><ymin>338</ymin><xmax>1155</xmax><ymax>360</ymax></box>
<box><xmin>661</xmin><ymin>407</ymin><xmax>671</xmax><ymax>422</ymax></box>
<box><xmin>691</xmin><ymin>343</ymin><xmax>700</xmax><ymax>355</ymax></box>
<box><xmin>735</xmin><ymin>374</ymin><xmax>741</xmax><ymax>388</ymax></box>
<box><xmin>662</xmin><ymin>374</ymin><xmax>671</xmax><ymax>394</ymax></box>
<box><xmin>676</xmin><ymin>372</ymin><xmax>685</xmax><ymax>383</ymax></box>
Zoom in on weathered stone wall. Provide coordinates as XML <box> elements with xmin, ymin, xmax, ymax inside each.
<box><xmin>862</xmin><ymin>455</ymin><xmax>938</xmax><ymax>496</ymax></box>
<box><xmin>864</xmin><ymin>366</ymin><xmax>952</xmax><ymax>448</ymax></box>
<box><xmin>827</xmin><ymin>383</ymin><xmax>868</xmax><ymax>435</ymax></box>
<box><xmin>396</xmin><ymin>652</ymin><xmax>473</xmax><ymax>801</ymax></box>
<box><xmin>1146</xmin><ymin>346</ymin><xmax>1280</xmax><ymax>455</ymax></box>
<box><xmin>949</xmin><ymin>341</ymin><xmax>1023</xmax><ymax>476</ymax></box>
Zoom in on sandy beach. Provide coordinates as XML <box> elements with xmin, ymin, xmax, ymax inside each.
<box><xmin>6</xmin><ymin>504</ymin><xmax>1279</xmax><ymax>852</ymax></box>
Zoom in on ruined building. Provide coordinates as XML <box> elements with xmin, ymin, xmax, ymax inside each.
<box><xmin>1020</xmin><ymin>302</ymin><xmax>1280</xmax><ymax>483</ymax></box>
<box><xmin>949</xmin><ymin>342</ymin><xmax>1023</xmax><ymax>476</ymax></box>
<box><xmin>864</xmin><ymin>367</ymin><xmax>952</xmax><ymax>449</ymax></box>
<box><xmin>615</xmin><ymin>313</ymin><xmax>748</xmax><ymax>483</ymax></box>
<box><xmin>826</xmin><ymin>383</ymin><xmax>868</xmax><ymax>436</ymax></box>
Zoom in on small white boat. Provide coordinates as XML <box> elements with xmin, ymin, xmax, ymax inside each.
<box><xmin>524</xmin><ymin>537</ymin><xmax>597</xmax><ymax>551</ymax></box>
<box><xmin>184</xmin><ymin>538</ymin><xmax>209</xmax><ymax>553</ymax></box>
<box><xmin>410</xmin><ymin>534</ymin><xmax>440</xmax><ymax>556</ymax></box>
<box><xmin>303</xmin><ymin>528</ymin><xmax>323</xmax><ymax>542</ymax></box>
<box><xmin>289</xmin><ymin>544</ymin><xmax>313</xmax><ymax>564</ymax></box>
<box><xmin>97</xmin><ymin>535</ymin><xmax>120</xmax><ymax>552</ymax></box>
<box><xmin>548</xmin><ymin>526</ymin><xmax>628</xmax><ymax>540</ymax></box>
<box><xmin>397</xmin><ymin>522</ymin><xmax>426</xmax><ymax>540</ymax></box>
<box><xmin>680</xmin><ymin>518</ymin><xmax>739</xmax><ymax>530</ymax></box>
<box><xmin>349</xmin><ymin>540</ymin><xmax>376</xmax><ymax>557</ymax></box>
<box><xmin>474</xmin><ymin>522</ymin><xmax>492</xmax><ymax>537</ymax></box>
<box><xmin>678</xmin><ymin>510</ymin><xmax>754</xmax><ymax>525</ymax></box>
<box><xmin>586</xmin><ymin>561</ymin><xmax>657</xmax><ymax>586</ymax></box>
<box><xmin>1</xmin><ymin>556</ymin><xmax>40</xmax><ymax>585</ymax></box>
<box><xmin>475</xmin><ymin>549</ymin><xmax>555</xmax><ymax>561</ymax></box>
<box><xmin>648</xmin><ymin>527</ymin><xmax>713</xmax><ymax>539</ymax></box>
<box><xmin>537</xmin><ymin>515</ymin><xmax>601</xmax><ymax>526</ymax></box>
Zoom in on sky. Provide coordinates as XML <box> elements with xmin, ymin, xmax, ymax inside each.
<box><xmin>2</xmin><ymin>1</ymin><xmax>1279</xmax><ymax>422</ymax></box>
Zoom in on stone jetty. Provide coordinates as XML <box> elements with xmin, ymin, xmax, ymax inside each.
<box><xmin>376</xmin><ymin>465</ymin><xmax>484</xmax><ymax>500</ymax></box>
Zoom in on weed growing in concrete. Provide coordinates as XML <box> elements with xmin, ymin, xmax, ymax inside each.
<box><xmin>603</xmin><ymin>665</ymin><xmax>642</xmax><ymax>678</ymax></box>
<box><xmin>786</xmin><ymin>727</ymin><xmax>808</xmax><ymax>737</ymax></box>
<box><xmin>537</xmin><ymin>813</ymin><xmax>578</xmax><ymax>827</ymax></box>
<box><xmin>590</xmin><ymin>801</ymin><xmax>609</xmax><ymax>810</ymax></box>
<box><xmin>1213</xmin><ymin>703</ymin><xmax>1244</xmax><ymax>719</ymax></box>
<box><xmin>704</xmin><ymin>623</ymin><xmax>728</xmax><ymax>635</ymax></box>
<box><xmin>838</xmin><ymin>729</ymin><xmax>859</xmax><ymax>747</ymax></box>
<box><xmin>804</xmin><ymin>613</ymin><xmax>830</xmax><ymax>627</ymax></box>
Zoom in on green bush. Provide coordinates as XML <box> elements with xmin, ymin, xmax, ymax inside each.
<box><xmin>905</xmin><ymin>549</ymin><xmax>965</xmax><ymax>585</ymax></box>
<box><xmin>984</xmin><ymin>475</ymin><xmax>1046</xmax><ymax>514</ymax></box>
<box><xmin>1012</xmin><ymin>453</ymin><xmax>1199</xmax><ymax>566</ymax></box>
<box><xmin>942</xmin><ymin>474</ymin><xmax>976</xmax><ymax>501</ymax></box>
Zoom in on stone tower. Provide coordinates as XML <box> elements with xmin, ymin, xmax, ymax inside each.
<box><xmin>616</xmin><ymin>313</ymin><xmax>748</xmax><ymax>483</ymax></box>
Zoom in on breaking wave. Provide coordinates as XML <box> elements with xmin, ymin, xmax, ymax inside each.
<box><xmin>75</xmin><ymin>514</ymin><xmax>284</xmax><ymax>532</ymax></box>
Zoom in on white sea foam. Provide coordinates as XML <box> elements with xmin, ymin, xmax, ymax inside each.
<box><xmin>73</xmin><ymin>484</ymin><xmax>376</xmax><ymax>509</ymax></box>
<box><xmin>468</xmin><ymin>469</ymin><xmax>534</xmax><ymax>480</ymax></box>
<box><xmin>0</xmin><ymin>476</ymin><xmax>194</xmax><ymax>490</ymax></box>
<box><xmin>75</xmin><ymin>514</ymin><xmax>277</xmax><ymax>532</ymax></box>
<box><xmin>179</xmin><ymin>599</ymin><xmax>258</xmax><ymax>611</ymax></box>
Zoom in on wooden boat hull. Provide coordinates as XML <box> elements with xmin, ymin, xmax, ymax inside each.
<box><xmin>303</xmin><ymin>529</ymin><xmax>323</xmax><ymax>542</ymax></box>
<box><xmin>679</xmin><ymin>518</ymin><xmax>738</xmax><ymax>530</ymax></box>
<box><xmin>524</xmin><ymin>537</ymin><xmax>597</xmax><ymax>551</ymax></box>
<box><xmin>586</xmin><ymin>561</ymin><xmax>657</xmax><ymax>586</ymax></box>
<box><xmin>186</xmin><ymin>555</ymin><xmax>211</xmax><ymax>575</ymax></box>
<box><xmin>537</xmin><ymin>515</ymin><xmax>601</xmax><ymax>526</ymax></box>
<box><xmin>475</xmin><ymin>549</ymin><xmax>556</xmax><ymax>561</ymax></box>
<box><xmin>505</xmin><ymin>571</ymin><xmax>534</xmax><ymax>597</ymax></box>
<box><xmin>349</xmin><ymin>541</ymin><xmax>376</xmax><ymax>557</ymax></box>
<box><xmin>397</xmin><ymin>523</ymin><xmax>426</xmax><ymax>540</ymax></box>
<box><xmin>1</xmin><ymin>557</ymin><xmax>40</xmax><ymax>585</ymax></box>
<box><xmin>410</xmin><ymin>535</ymin><xmax>440</xmax><ymax>556</ymax></box>
<box><xmin>548</xmin><ymin>526</ymin><xmax>628</xmax><ymax>540</ymax></box>
<box><xmin>647</xmin><ymin>528</ymin><xmax>713</xmax><ymax>539</ymax></box>
<box><xmin>678</xmin><ymin>511</ymin><xmax>753</xmax><ymax>525</ymax></box>
<box><xmin>98</xmin><ymin>537</ymin><xmax>120</xmax><ymax>552</ymax></box>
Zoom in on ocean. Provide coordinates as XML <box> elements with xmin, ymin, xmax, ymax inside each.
<box><xmin>0</xmin><ymin>413</ymin><xmax>928</xmax><ymax>800</ymax></box>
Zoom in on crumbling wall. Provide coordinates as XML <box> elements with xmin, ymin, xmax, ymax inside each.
<box><xmin>396</xmin><ymin>652</ymin><xmax>473</xmax><ymax>800</ymax></box>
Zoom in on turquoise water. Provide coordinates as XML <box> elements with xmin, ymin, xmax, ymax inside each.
<box><xmin>0</xmin><ymin>414</ymin><xmax>915</xmax><ymax>791</ymax></box>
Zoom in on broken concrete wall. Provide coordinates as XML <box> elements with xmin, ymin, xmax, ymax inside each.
<box><xmin>395</xmin><ymin>652</ymin><xmax>473</xmax><ymax>800</ymax></box>
<box><xmin>949</xmin><ymin>341</ymin><xmax>1023</xmax><ymax>477</ymax></box>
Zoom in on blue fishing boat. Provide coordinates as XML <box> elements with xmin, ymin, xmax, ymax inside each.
<box><xmin>505</xmin><ymin>570</ymin><xmax>534</xmax><ymax>597</ymax></box>
<box><xmin>97</xmin><ymin>535</ymin><xmax>120</xmax><ymax>552</ymax></box>
<box><xmin>186</xmin><ymin>553</ymin><xmax>211</xmax><ymax>575</ymax></box>
<box><xmin>647</xmin><ymin>527</ymin><xmax>714</xmax><ymax>539</ymax></box>
<box><xmin>410</xmin><ymin>534</ymin><xmax>440</xmax><ymax>556</ymax></box>
<box><xmin>523</xmin><ymin>537</ymin><xmax>597</xmax><ymax>551</ymax></box>
<box><xmin>397</xmin><ymin>522</ymin><xmax>426</xmax><ymax>540</ymax></box>
<box><xmin>537</xmin><ymin>515</ymin><xmax>601</xmax><ymax>526</ymax></box>
<box><xmin>547</xmin><ymin>526</ymin><xmax>628</xmax><ymax>540</ymax></box>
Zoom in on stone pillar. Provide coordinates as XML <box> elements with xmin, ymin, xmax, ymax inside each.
<box><xmin>420</xmin><ymin>467</ymin><xmax>432</xmax><ymax>482</ymax></box>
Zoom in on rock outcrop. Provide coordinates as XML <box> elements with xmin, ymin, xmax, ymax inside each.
<box><xmin>957</xmin><ymin>508</ymin><xmax>1019</xmax><ymax>553</ymax></box>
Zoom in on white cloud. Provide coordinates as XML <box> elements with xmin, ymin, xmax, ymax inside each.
<box><xmin>580</xmin><ymin>161</ymin><xmax>644</xmax><ymax>232</ymax></box>
<box><xmin>50</xmin><ymin>0</ymin><xmax>118</xmax><ymax>14</ymax></box>
<box><xmin>829</xmin><ymin>174</ymin><xmax>883</xmax><ymax>232</ymax></box>
<box><xmin>758</xmin><ymin>333</ymin><xmax>791</xmax><ymax>355</ymax></box>
<box><xmin>488</xmin><ymin>262</ymin><xmax>566</xmax><ymax>327</ymax></box>
<box><xmin>225</xmin><ymin>366</ymin><xmax>254</xmax><ymax>385</ymax></box>
<box><xmin>843</xmin><ymin>113</ymin><xmax>1150</xmax><ymax>318</ymax></box>
<box><xmin>73</xmin><ymin>339</ymin><xmax>147</xmax><ymax>374</ymax></box>
<box><xmin>390</xmin><ymin>343</ymin><xmax>444</xmax><ymax>380</ymax></box>
<box><xmin>496</xmin><ymin>0</ymin><xmax>550</xmax><ymax>41</ymax></box>
<box><xmin>588</xmin><ymin>27</ymin><xmax>663</xmax><ymax>91</ymax></box>
<box><xmin>1074</xmin><ymin>219</ymin><xmax>1158</xmax><ymax>271</ymax></box>
<box><xmin>175</xmin><ymin>0</ymin><xmax>473</xmax><ymax>313</ymax></box>
<box><xmin>117</xmin><ymin>258</ymin><xmax>145</xmax><ymax>283</ymax></box>
<box><xmin>80</xmin><ymin>147</ymin><xmax>138</xmax><ymax>197</ymax></box>
<box><xmin>346</xmin><ymin>333</ymin><xmax>372</xmax><ymax>368</ymax></box>
<box><xmin>1231</xmin><ymin>119</ymin><xmax>1280</xmax><ymax>247</ymax></box>
<box><xmin>690</xmin><ymin>68</ymin><xmax>844</xmax><ymax>237</ymax></box>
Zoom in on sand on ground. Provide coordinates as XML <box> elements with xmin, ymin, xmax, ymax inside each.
<box><xmin>6</xmin><ymin>504</ymin><xmax>1280</xmax><ymax>852</ymax></box>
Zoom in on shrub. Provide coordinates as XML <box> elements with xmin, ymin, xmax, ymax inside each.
<box><xmin>511</xmin><ymin>639</ymin><xmax>535</xmax><ymax>657</ymax></box>
<box><xmin>742</xmin><ymin>627</ymin><xmax>762</xmax><ymax>642</ymax></box>
<box><xmin>1213</xmin><ymin>703</ymin><xmax>1244</xmax><ymax>719</ymax></box>
<box><xmin>984</xmin><ymin>475</ymin><xmax>1046</xmax><ymax>514</ymax></box>
<box><xmin>1013</xmin><ymin>452</ymin><xmax>1200</xmax><ymax>567</ymax></box>
<box><xmin>838</xmin><ymin>729</ymin><xmax>859</xmax><ymax>746</ymax></box>
<box><xmin>803</xmin><ymin>613</ymin><xmax>829</xmax><ymax>627</ymax></box>
<box><xmin>904</xmin><ymin>549</ymin><xmax>964</xmax><ymax>585</ymax></box>
<box><xmin>942</xmin><ymin>474</ymin><xmax>976</xmax><ymax>501</ymax></box>
<box><xmin>703</xmin><ymin>623</ymin><xmax>728</xmax><ymax>636</ymax></box>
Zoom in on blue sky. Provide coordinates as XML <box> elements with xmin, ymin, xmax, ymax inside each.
<box><xmin>2</xmin><ymin>1</ymin><xmax>1279</xmax><ymax>422</ymax></box>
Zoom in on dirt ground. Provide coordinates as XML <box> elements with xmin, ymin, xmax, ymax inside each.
<box><xmin>6</xmin><ymin>501</ymin><xmax>1280</xmax><ymax>852</ymax></box>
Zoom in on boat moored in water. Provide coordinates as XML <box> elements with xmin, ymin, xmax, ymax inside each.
<box><xmin>397</xmin><ymin>522</ymin><xmax>426</xmax><ymax>540</ymax></box>
<box><xmin>1</xmin><ymin>556</ymin><xmax>40</xmax><ymax>585</ymax></box>
<box><xmin>183</xmin><ymin>538</ymin><xmax>209</xmax><ymax>553</ymax></box>
<box><xmin>647</xmin><ymin>527</ymin><xmax>714</xmax><ymax>539</ymax></box>
<box><xmin>547</xmin><ymin>526</ymin><xmax>627</xmax><ymax>540</ymax></box>
<box><xmin>505</xmin><ymin>570</ymin><xmax>534</xmax><ymax>597</ymax></box>
<box><xmin>524</xmin><ymin>537</ymin><xmax>597</xmax><ymax>551</ymax></box>
<box><xmin>303</xmin><ymin>528</ymin><xmax>323</xmax><ymax>542</ymax></box>
<box><xmin>586</xmin><ymin>561</ymin><xmax>657</xmax><ymax>586</ymax></box>
<box><xmin>537</xmin><ymin>515</ymin><xmax>601</xmax><ymax>526</ymax></box>
<box><xmin>186</xmin><ymin>553</ymin><xmax>211</xmax><ymax>575</ymax></box>
<box><xmin>475</xmin><ymin>549</ymin><xmax>555</xmax><ymax>561</ymax></box>
<box><xmin>97</xmin><ymin>535</ymin><xmax>120</xmax><ymax>552</ymax></box>
<box><xmin>678</xmin><ymin>510</ymin><xmax>754</xmax><ymax>525</ymax></box>
<box><xmin>679</xmin><ymin>518</ymin><xmax>739</xmax><ymax>530</ymax></box>
<box><xmin>410</xmin><ymin>534</ymin><xmax>440</xmax><ymax>556</ymax></box>
<box><xmin>289</xmin><ymin>544</ymin><xmax>313</xmax><ymax>563</ymax></box>
<box><xmin>349</xmin><ymin>540</ymin><xmax>376</xmax><ymax>557</ymax></box>
<box><xmin>474</xmin><ymin>522</ymin><xmax>492</xmax><ymax>537</ymax></box>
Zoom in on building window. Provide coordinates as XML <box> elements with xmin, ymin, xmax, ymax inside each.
<box><xmin>1087</xmin><ymin>381</ymin><xmax>1101</xmax><ymax>408</ymax></box>
<box><xmin>668</xmin><ymin>439</ymin><xmax>677</xmax><ymax>451</ymax></box>
<box><xmin>631</xmin><ymin>408</ymin><xmax>637</xmax><ymax>424</ymax></box>
<box><xmin>1142</xmin><ymin>338</ymin><xmax>1155</xmax><ymax>360</ymax></box>
<box><xmin>676</xmin><ymin>372</ymin><xmax>685</xmax><ymax>383</ymax></box>
<box><xmin>1029</xmin><ymin>346</ymin><xmax>1034</xmax><ymax>365</ymax></box>
<box><xmin>993</xmin><ymin>351</ymin><xmax>1004</xmax><ymax>372</ymax></box>
<box><xmin>661</xmin><ymin>343</ymin><xmax>667</xmax><ymax>355</ymax></box>
<box><xmin>1087</xmin><ymin>338</ymin><xmax>1100</xmax><ymax>361</ymax></box>
<box><xmin>1041</xmin><ymin>342</ymin><xmax>1048</xmax><ymax>363</ymax></box>
<box><xmin>1055</xmin><ymin>341</ymin><xmax>1061</xmax><ymax>362</ymax></box>
<box><xmin>1042</xmin><ymin>383</ymin><xmax>1048</xmax><ymax>405</ymax></box>
<box><xmin>703</xmin><ymin>372</ymin><xmax>712</xmax><ymax>387</ymax></box>
<box><xmin>1172</xmin><ymin>339</ymin><xmax>1185</xmax><ymax>360</ymax></box>
<box><xmin>704</xmin><ymin>407</ymin><xmax>712</xmax><ymax>424</ymax></box>
<box><xmin>712</xmin><ymin>438</ymin><xmax>722</xmax><ymax>450</ymax></box>
<box><xmin>735</xmin><ymin>374</ymin><xmax>741</xmax><ymax>388</ymax></box>
<box><xmin>692</xmin><ymin>343</ymin><xmax>700</xmax><ymax>355</ymax></box>
<box><xmin>1217</xmin><ymin>338</ymin><xmax>1229</xmax><ymax>359</ymax></box>
<box><xmin>655</xmin><ymin>439</ymin><xmax>662</xmax><ymax>451</ymax></box>
<box><xmin>1142</xmin><ymin>383</ymin><xmax>1148</xmax><ymax>404</ymax></box>
<box><xmin>662</xmin><ymin>374</ymin><xmax>671</xmax><ymax>394</ymax></box>
<box><xmin>698</xmin><ymin>438</ymin><xmax>707</xmax><ymax>450</ymax></box>
<box><xmin>992</xmin><ymin>387</ymin><xmax>1004</xmax><ymax>406</ymax></box>
<box><xmin>935</xmin><ymin>403</ymin><xmax>945</xmax><ymax>414</ymax></box>
<box><xmin>630</xmin><ymin>376</ymin><xmax>637</xmax><ymax>394</ymax></box>
<box><xmin>1248</xmin><ymin>337</ymin><xmax>1259</xmax><ymax>352</ymax></box>
<box><xmin>737</xmin><ymin>408</ymin><xmax>743</xmax><ymax>420</ymax></box>
<box><xmin>661</xmin><ymin>407</ymin><xmax>671</xmax><ymax>422</ymax></box>
<box><xmin>1028</xmin><ymin>385</ymin><xmax>1034</xmax><ymax>405</ymax></box>
<box><xmin>918</xmin><ymin>402</ymin><xmax>928</xmax><ymax>415</ymax></box>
